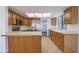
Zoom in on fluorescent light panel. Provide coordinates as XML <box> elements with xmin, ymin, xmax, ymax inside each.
<box><xmin>25</xmin><ymin>13</ymin><xmax>52</xmax><ymax>17</ymax></box>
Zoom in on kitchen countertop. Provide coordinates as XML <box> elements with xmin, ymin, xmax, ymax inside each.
<box><xmin>50</xmin><ymin>28</ymin><xmax>78</xmax><ymax>34</ymax></box>
<box><xmin>5</xmin><ymin>31</ymin><xmax>42</xmax><ymax>36</ymax></box>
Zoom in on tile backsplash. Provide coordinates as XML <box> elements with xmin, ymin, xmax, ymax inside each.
<box><xmin>8</xmin><ymin>25</ymin><xmax>32</xmax><ymax>32</ymax></box>
<box><xmin>20</xmin><ymin>25</ymin><xmax>32</xmax><ymax>31</ymax></box>
<box><xmin>8</xmin><ymin>25</ymin><xmax>12</xmax><ymax>32</ymax></box>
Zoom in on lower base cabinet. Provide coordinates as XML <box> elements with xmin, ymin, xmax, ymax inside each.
<box><xmin>57</xmin><ymin>32</ymin><xmax>64</xmax><ymax>52</ymax></box>
<box><xmin>50</xmin><ymin>30</ymin><xmax>78</xmax><ymax>53</ymax></box>
<box><xmin>8</xmin><ymin>36</ymin><xmax>41</xmax><ymax>53</ymax></box>
<box><xmin>64</xmin><ymin>34</ymin><xmax>78</xmax><ymax>53</ymax></box>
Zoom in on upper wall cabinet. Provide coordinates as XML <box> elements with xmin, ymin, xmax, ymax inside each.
<box><xmin>8</xmin><ymin>9</ymin><xmax>25</xmax><ymax>25</ymax></box>
<box><xmin>17</xmin><ymin>15</ymin><xmax>23</xmax><ymax>21</ymax></box>
<box><xmin>22</xmin><ymin>18</ymin><xmax>32</xmax><ymax>25</ymax></box>
<box><xmin>12</xmin><ymin>12</ymin><xmax>18</xmax><ymax>25</ymax></box>
<box><xmin>8</xmin><ymin>9</ymin><xmax>33</xmax><ymax>26</ymax></box>
<box><xmin>27</xmin><ymin>18</ymin><xmax>32</xmax><ymax>26</ymax></box>
<box><xmin>64</xmin><ymin>6</ymin><xmax>78</xmax><ymax>24</ymax></box>
<box><xmin>23</xmin><ymin>19</ymin><xmax>28</xmax><ymax>25</ymax></box>
<box><xmin>51</xmin><ymin>17</ymin><xmax>56</xmax><ymax>25</ymax></box>
<box><xmin>8</xmin><ymin>10</ymin><xmax>13</xmax><ymax>25</ymax></box>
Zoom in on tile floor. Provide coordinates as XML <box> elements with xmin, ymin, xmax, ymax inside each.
<box><xmin>42</xmin><ymin>36</ymin><xmax>62</xmax><ymax>53</ymax></box>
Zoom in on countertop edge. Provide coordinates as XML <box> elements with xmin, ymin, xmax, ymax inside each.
<box><xmin>4</xmin><ymin>31</ymin><xmax>42</xmax><ymax>36</ymax></box>
<box><xmin>49</xmin><ymin>28</ymin><xmax>78</xmax><ymax>34</ymax></box>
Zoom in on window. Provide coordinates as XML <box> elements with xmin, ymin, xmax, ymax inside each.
<box><xmin>58</xmin><ymin>15</ymin><xmax>67</xmax><ymax>30</ymax></box>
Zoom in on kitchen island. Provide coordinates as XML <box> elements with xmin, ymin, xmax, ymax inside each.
<box><xmin>7</xmin><ymin>31</ymin><xmax>42</xmax><ymax>53</ymax></box>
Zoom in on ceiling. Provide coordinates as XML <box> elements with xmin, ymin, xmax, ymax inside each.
<box><xmin>9</xmin><ymin>6</ymin><xmax>69</xmax><ymax>18</ymax></box>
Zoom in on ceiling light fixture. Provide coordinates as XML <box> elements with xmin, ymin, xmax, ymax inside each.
<box><xmin>25</xmin><ymin>13</ymin><xmax>52</xmax><ymax>18</ymax></box>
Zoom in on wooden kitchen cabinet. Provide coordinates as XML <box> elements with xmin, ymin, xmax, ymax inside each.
<box><xmin>22</xmin><ymin>18</ymin><xmax>28</xmax><ymax>25</ymax></box>
<box><xmin>27</xmin><ymin>18</ymin><xmax>32</xmax><ymax>26</ymax></box>
<box><xmin>64</xmin><ymin>34</ymin><xmax>78</xmax><ymax>53</ymax></box>
<box><xmin>49</xmin><ymin>30</ymin><xmax>55</xmax><ymax>42</ymax></box>
<box><xmin>50</xmin><ymin>30</ymin><xmax>78</xmax><ymax>52</ymax></box>
<box><xmin>8</xmin><ymin>9</ymin><xmax>13</xmax><ymax>25</ymax></box>
<box><xmin>57</xmin><ymin>32</ymin><xmax>64</xmax><ymax>51</ymax></box>
<box><xmin>54</xmin><ymin>32</ymin><xmax>57</xmax><ymax>45</ymax></box>
<box><xmin>17</xmin><ymin>15</ymin><xmax>23</xmax><ymax>21</ymax></box>
<box><xmin>50</xmin><ymin>30</ymin><xmax>56</xmax><ymax>44</ymax></box>
<box><xmin>51</xmin><ymin>18</ymin><xmax>56</xmax><ymax>25</ymax></box>
<box><xmin>12</xmin><ymin>12</ymin><xmax>17</xmax><ymax>25</ymax></box>
<box><xmin>23</xmin><ymin>18</ymin><xmax>32</xmax><ymax>26</ymax></box>
<box><xmin>8</xmin><ymin>9</ymin><xmax>27</xmax><ymax>25</ymax></box>
<box><xmin>12</xmin><ymin>12</ymin><xmax>23</xmax><ymax>25</ymax></box>
<box><xmin>8</xmin><ymin>9</ymin><xmax>34</xmax><ymax>26</ymax></box>
<box><xmin>8</xmin><ymin>35</ymin><xmax>41</xmax><ymax>53</ymax></box>
<box><xmin>21</xmin><ymin>17</ymin><xmax>25</xmax><ymax>22</ymax></box>
<box><xmin>53</xmin><ymin>31</ymin><xmax>64</xmax><ymax>51</ymax></box>
<box><xmin>17</xmin><ymin>14</ymin><xmax>21</xmax><ymax>20</ymax></box>
<box><xmin>64</xmin><ymin>6</ymin><xmax>78</xmax><ymax>24</ymax></box>
<box><xmin>55</xmin><ymin>32</ymin><xmax>59</xmax><ymax>45</ymax></box>
<box><xmin>31</xmin><ymin>36</ymin><xmax>41</xmax><ymax>52</ymax></box>
<box><xmin>8</xmin><ymin>9</ymin><xmax>19</xmax><ymax>25</ymax></box>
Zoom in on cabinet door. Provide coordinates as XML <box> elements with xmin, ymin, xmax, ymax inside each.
<box><xmin>71</xmin><ymin>6</ymin><xmax>78</xmax><ymax>24</ymax></box>
<box><xmin>31</xmin><ymin>36</ymin><xmax>41</xmax><ymax>52</ymax></box>
<box><xmin>64</xmin><ymin>8</ymin><xmax>71</xmax><ymax>24</ymax></box>
<box><xmin>51</xmin><ymin>31</ymin><xmax>56</xmax><ymax>44</ymax></box>
<box><xmin>55</xmin><ymin>32</ymin><xmax>58</xmax><ymax>45</ymax></box>
<box><xmin>51</xmin><ymin>18</ymin><xmax>56</xmax><ymax>25</ymax></box>
<box><xmin>20</xmin><ymin>16</ymin><xmax>23</xmax><ymax>21</ymax></box>
<box><xmin>50</xmin><ymin>31</ymin><xmax>55</xmax><ymax>43</ymax></box>
<box><xmin>17</xmin><ymin>15</ymin><xmax>20</xmax><ymax>20</ymax></box>
<box><xmin>8</xmin><ymin>36</ymin><xmax>21</xmax><ymax>52</ymax></box>
<box><xmin>17</xmin><ymin>15</ymin><xmax>22</xmax><ymax>21</ymax></box>
<box><xmin>8</xmin><ymin>36</ymin><xmax>41</xmax><ymax>53</ymax></box>
<box><xmin>28</xmin><ymin>19</ymin><xmax>32</xmax><ymax>26</ymax></box>
<box><xmin>8</xmin><ymin>10</ymin><xmax>13</xmax><ymax>25</ymax></box>
<box><xmin>51</xmin><ymin>30</ymin><xmax>54</xmax><ymax>42</ymax></box>
<box><xmin>56</xmin><ymin>32</ymin><xmax>59</xmax><ymax>48</ymax></box>
<box><xmin>64</xmin><ymin>34</ymin><xmax>78</xmax><ymax>53</ymax></box>
<box><xmin>58</xmin><ymin>33</ymin><xmax>64</xmax><ymax>52</ymax></box>
<box><xmin>23</xmin><ymin>19</ymin><xmax>28</xmax><ymax>25</ymax></box>
<box><xmin>64</xmin><ymin>6</ymin><xmax>78</xmax><ymax>24</ymax></box>
<box><xmin>24</xmin><ymin>18</ymin><xmax>32</xmax><ymax>26</ymax></box>
<box><xmin>13</xmin><ymin>13</ymin><xmax>17</xmax><ymax>25</ymax></box>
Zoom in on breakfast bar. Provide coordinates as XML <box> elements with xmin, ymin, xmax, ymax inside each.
<box><xmin>7</xmin><ymin>31</ymin><xmax>42</xmax><ymax>53</ymax></box>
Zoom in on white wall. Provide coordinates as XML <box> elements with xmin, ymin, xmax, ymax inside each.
<box><xmin>0</xmin><ymin>6</ymin><xmax>8</xmax><ymax>53</ymax></box>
